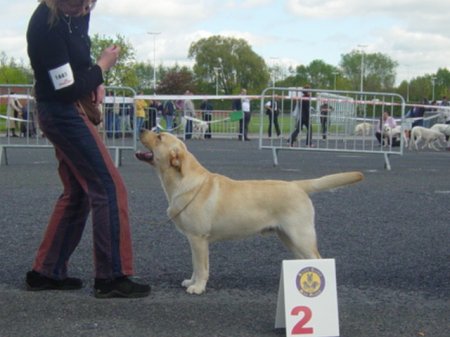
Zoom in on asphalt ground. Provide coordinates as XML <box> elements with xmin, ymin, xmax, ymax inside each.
<box><xmin>0</xmin><ymin>138</ymin><xmax>448</xmax><ymax>337</ymax></box>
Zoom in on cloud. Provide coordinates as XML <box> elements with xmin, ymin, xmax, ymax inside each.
<box><xmin>97</xmin><ymin>0</ymin><xmax>211</xmax><ymax>20</ymax></box>
<box><xmin>373</xmin><ymin>26</ymin><xmax>450</xmax><ymax>78</ymax></box>
<box><xmin>224</xmin><ymin>0</ymin><xmax>272</xmax><ymax>9</ymax></box>
<box><xmin>1</xmin><ymin>0</ymin><xmax>449</xmax><ymax>85</ymax></box>
<box><xmin>286</xmin><ymin>0</ymin><xmax>450</xmax><ymax>20</ymax></box>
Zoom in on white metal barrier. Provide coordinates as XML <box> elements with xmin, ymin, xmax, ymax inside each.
<box><xmin>0</xmin><ymin>85</ymin><xmax>137</xmax><ymax>166</ymax></box>
<box><xmin>135</xmin><ymin>94</ymin><xmax>256</xmax><ymax>140</ymax></box>
<box><xmin>258</xmin><ymin>87</ymin><xmax>406</xmax><ymax>170</ymax></box>
<box><xmin>9</xmin><ymin>87</ymin><xmax>446</xmax><ymax>170</ymax></box>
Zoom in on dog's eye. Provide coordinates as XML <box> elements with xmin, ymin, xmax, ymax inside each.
<box><xmin>157</xmin><ymin>134</ymin><xmax>162</xmax><ymax>141</ymax></box>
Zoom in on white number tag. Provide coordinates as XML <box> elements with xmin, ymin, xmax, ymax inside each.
<box><xmin>49</xmin><ymin>63</ymin><xmax>74</xmax><ymax>90</ymax></box>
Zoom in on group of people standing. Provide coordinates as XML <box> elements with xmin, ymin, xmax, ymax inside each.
<box><xmin>134</xmin><ymin>88</ymin><xmax>258</xmax><ymax>141</ymax></box>
<box><xmin>131</xmin><ymin>86</ymin><xmax>337</xmax><ymax>145</ymax></box>
<box><xmin>134</xmin><ymin>90</ymin><xmax>213</xmax><ymax>140</ymax></box>
<box><xmin>5</xmin><ymin>93</ymin><xmax>24</xmax><ymax>137</ymax></box>
<box><xmin>5</xmin><ymin>92</ymin><xmax>38</xmax><ymax>138</ymax></box>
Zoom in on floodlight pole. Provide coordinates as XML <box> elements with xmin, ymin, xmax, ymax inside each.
<box><xmin>147</xmin><ymin>32</ymin><xmax>161</xmax><ymax>93</ymax></box>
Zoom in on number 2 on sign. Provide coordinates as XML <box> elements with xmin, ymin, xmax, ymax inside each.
<box><xmin>291</xmin><ymin>306</ymin><xmax>314</xmax><ymax>335</ymax></box>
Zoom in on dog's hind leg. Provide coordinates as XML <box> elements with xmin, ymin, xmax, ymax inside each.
<box><xmin>276</xmin><ymin>225</ymin><xmax>321</xmax><ymax>260</ymax></box>
<box><xmin>414</xmin><ymin>138</ymin><xmax>420</xmax><ymax>150</ymax></box>
<box><xmin>182</xmin><ymin>235</ymin><xmax>209</xmax><ymax>295</ymax></box>
<box><xmin>430</xmin><ymin>141</ymin><xmax>440</xmax><ymax>151</ymax></box>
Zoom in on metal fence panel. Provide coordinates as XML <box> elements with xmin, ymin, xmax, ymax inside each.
<box><xmin>0</xmin><ymin>85</ymin><xmax>136</xmax><ymax>166</ymax></box>
<box><xmin>258</xmin><ymin>87</ymin><xmax>406</xmax><ymax>170</ymax></box>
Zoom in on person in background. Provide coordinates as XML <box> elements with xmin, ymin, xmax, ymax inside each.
<box><xmin>183</xmin><ymin>90</ymin><xmax>195</xmax><ymax>140</ymax></box>
<box><xmin>148</xmin><ymin>100</ymin><xmax>159</xmax><ymax>130</ymax></box>
<box><xmin>289</xmin><ymin>85</ymin><xmax>313</xmax><ymax>147</ymax></box>
<box><xmin>134</xmin><ymin>92</ymin><xmax>148</xmax><ymax>137</ymax></box>
<box><xmin>162</xmin><ymin>99</ymin><xmax>175</xmax><ymax>132</ymax></box>
<box><xmin>232</xmin><ymin>88</ymin><xmax>251</xmax><ymax>141</ymax></box>
<box><xmin>319</xmin><ymin>102</ymin><xmax>334</xmax><ymax>140</ymax></box>
<box><xmin>200</xmin><ymin>99</ymin><xmax>213</xmax><ymax>139</ymax></box>
<box><xmin>439</xmin><ymin>96</ymin><xmax>450</xmax><ymax>141</ymax></box>
<box><xmin>6</xmin><ymin>92</ymin><xmax>23</xmax><ymax>137</ymax></box>
<box><xmin>265</xmin><ymin>98</ymin><xmax>280</xmax><ymax>138</ymax></box>
<box><xmin>25</xmin><ymin>0</ymin><xmax>150</xmax><ymax>298</ymax></box>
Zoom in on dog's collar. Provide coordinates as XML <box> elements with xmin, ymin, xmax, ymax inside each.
<box><xmin>152</xmin><ymin>175</ymin><xmax>208</xmax><ymax>226</ymax></box>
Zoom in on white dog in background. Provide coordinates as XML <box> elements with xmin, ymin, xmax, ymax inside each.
<box><xmin>382</xmin><ymin>125</ymin><xmax>406</xmax><ymax>146</ymax></box>
<box><xmin>192</xmin><ymin>120</ymin><xmax>209</xmax><ymax>139</ymax></box>
<box><xmin>354</xmin><ymin>122</ymin><xmax>373</xmax><ymax>136</ymax></box>
<box><xmin>430</xmin><ymin>123</ymin><xmax>450</xmax><ymax>138</ymax></box>
<box><xmin>181</xmin><ymin>117</ymin><xmax>209</xmax><ymax>140</ymax></box>
<box><xmin>409</xmin><ymin>126</ymin><xmax>446</xmax><ymax>151</ymax></box>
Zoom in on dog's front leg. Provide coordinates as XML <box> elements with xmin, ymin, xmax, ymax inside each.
<box><xmin>182</xmin><ymin>234</ymin><xmax>209</xmax><ymax>295</ymax></box>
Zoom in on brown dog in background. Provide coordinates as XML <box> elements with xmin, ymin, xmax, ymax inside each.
<box><xmin>136</xmin><ymin>131</ymin><xmax>364</xmax><ymax>294</ymax></box>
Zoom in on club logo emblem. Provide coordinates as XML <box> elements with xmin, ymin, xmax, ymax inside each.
<box><xmin>296</xmin><ymin>266</ymin><xmax>325</xmax><ymax>298</ymax></box>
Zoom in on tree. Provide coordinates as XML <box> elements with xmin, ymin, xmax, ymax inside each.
<box><xmin>132</xmin><ymin>61</ymin><xmax>154</xmax><ymax>92</ymax></box>
<box><xmin>340</xmin><ymin>51</ymin><xmax>398</xmax><ymax>92</ymax></box>
<box><xmin>307</xmin><ymin>60</ymin><xmax>340</xmax><ymax>89</ymax></box>
<box><xmin>276</xmin><ymin>60</ymin><xmax>345</xmax><ymax>90</ymax></box>
<box><xmin>0</xmin><ymin>52</ymin><xmax>33</xmax><ymax>84</ymax></box>
<box><xmin>435</xmin><ymin>68</ymin><xmax>450</xmax><ymax>99</ymax></box>
<box><xmin>188</xmin><ymin>35</ymin><xmax>270</xmax><ymax>94</ymax></box>
<box><xmin>90</xmin><ymin>34</ymin><xmax>137</xmax><ymax>87</ymax></box>
<box><xmin>157</xmin><ymin>65</ymin><xmax>196</xmax><ymax>94</ymax></box>
<box><xmin>407</xmin><ymin>75</ymin><xmax>433</xmax><ymax>103</ymax></box>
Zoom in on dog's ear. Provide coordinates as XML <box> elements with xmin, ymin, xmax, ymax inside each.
<box><xmin>169</xmin><ymin>147</ymin><xmax>183</xmax><ymax>171</ymax></box>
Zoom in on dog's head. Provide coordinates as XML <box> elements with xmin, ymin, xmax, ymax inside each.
<box><xmin>135</xmin><ymin>130</ymin><xmax>187</xmax><ymax>172</ymax></box>
<box><xmin>383</xmin><ymin>125</ymin><xmax>392</xmax><ymax>134</ymax></box>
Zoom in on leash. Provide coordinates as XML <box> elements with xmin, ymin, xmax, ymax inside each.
<box><xmin>150</xmin><ymin>175</ymin><xmax>208</xmax><ymax>227</ymax></box>
<box><xmin>155</xmin><ymin>115</ymin><xmax>234</xmax><ymax>132</ymax></box>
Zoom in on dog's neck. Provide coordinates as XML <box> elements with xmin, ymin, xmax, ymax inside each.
<box><xmin>159</xmin><ymin>152</ymin><xmax>208</xmax><ymax>203</ymax></box>
<box><xmin>165</xmin><ymin>173</ymin><xmax>208</xmax><ymax>221</ymax></box>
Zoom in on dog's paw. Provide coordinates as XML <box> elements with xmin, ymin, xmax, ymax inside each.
<box><xmin>186</xmin><ymin>284</ymin><xmax>206</xmax><ymax>295</ymax></box>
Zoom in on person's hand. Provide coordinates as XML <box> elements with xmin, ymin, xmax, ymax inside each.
<box><xmin>93</xmin><ymin>84</ymin><xmax>105</xmax><ymax>106</ymax></box>
<box><xmin>97</xmin><ymin>45</ymin><xmax>120</xmax><ymax>72</ymax></box>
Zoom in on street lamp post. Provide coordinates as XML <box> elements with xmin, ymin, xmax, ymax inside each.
<box><xmin>270</xmin><ymin>57</ymin><xmax>279</xmax><ymax>87</ymax></box>
<box><xmin>147</xmin><ymin>32</ymin><xmax>161</xmax><ymax>93</ymax></box>
<box><xmin>332</xmin><ymin>71</ymin><xmax>339</xmax><ymax>90</ymax></box>
<box><xmin>403</xmin><ymin>65</ymin><xmax>411</xmax><ymax>103</ymax></box>
<box><xmin>357</xmin><ymin>44</ymin><xmax>367</xmax><ymax>92</ymax></box>
<box><xmin>431</xmin><ymin>76</ymin><xmax>437</xmax><ymax>102</ymax></box>
<box><xmin>213</xmin><ymin>67</ymin><xmax>221</xmax><ymax>96</ymax></box>
<box><xmin>407</xmin><ymin>80</ymin><xmax>410</xmax><ymax>102</ymax></box>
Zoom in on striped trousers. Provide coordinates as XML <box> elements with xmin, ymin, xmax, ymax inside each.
<box><xmin>32</xmin><ymin>101</ymin><xmax>134</xmax><ymax>280</ymax></box>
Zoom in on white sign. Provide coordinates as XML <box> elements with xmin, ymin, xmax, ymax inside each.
<box><xmin>275</xmin><ymin>259</ymin><xmax>339</xmax><ymax>337</ymax></box>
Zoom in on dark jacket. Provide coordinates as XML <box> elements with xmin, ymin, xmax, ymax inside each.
<box><xmin>27</xmin><ymin>3</ymin><xmax>103</xmax><ymax>103</ymax></box>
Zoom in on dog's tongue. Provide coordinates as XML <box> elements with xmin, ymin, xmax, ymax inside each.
<box><xmin>135</xmin><ymin>151</ymin><xmax>153</xmax><ymax>162</ymax></box>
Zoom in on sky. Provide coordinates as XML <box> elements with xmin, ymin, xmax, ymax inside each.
<box><xmin>2</xmin><ymin>0</ymin><xmax>450</xmax><ymax>85</ymax></box>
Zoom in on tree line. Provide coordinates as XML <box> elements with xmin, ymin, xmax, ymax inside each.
<box><xmin>1</xmin><ymin>34</ymin><xmax>449</xmax><ymax>103</ymax></box>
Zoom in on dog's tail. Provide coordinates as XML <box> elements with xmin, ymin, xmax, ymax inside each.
<box><xmin>297</xmin><ymin>171</ymin><xmax>364</xmax><ymax>194</ymax></box>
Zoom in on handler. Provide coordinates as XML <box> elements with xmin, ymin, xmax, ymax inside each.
<box><xmin>25</xmin><ymin>0</ymin><xmax>150</xmax><ymax>298</ymax></box>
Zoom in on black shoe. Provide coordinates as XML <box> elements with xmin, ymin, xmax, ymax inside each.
<box><xmin>26</xmin><ymin>270</ymin><xmax>83</xmax><ymax>291</ymax></box>
<box><xmin>94</xmin><ymin>276</ymin><xmax>151</xmax><ymax>299</ymax></box>
<box><xmin>244</xmin><ymin>137</ymin><xmax>251</xmax><ymax>141</ymax></box>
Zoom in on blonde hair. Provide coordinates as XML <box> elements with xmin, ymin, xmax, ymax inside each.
<box><xmin>38</xmin><ymin>0</ymin><xmax>59</xmax><ymax>26</ymax></box>
<box><xmin>39</xmin><ymin>0</ymin><xmax>86</xmax><ymax>26</ymax></box>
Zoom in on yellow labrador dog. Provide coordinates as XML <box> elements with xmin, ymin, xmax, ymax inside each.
<box><xmin>136</xmin><ymin>131</ymin><xmax>363</xmax><ymax>294</ymax></box>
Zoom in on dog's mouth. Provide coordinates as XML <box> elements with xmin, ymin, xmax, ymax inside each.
<box><xmin>135</xmin><ymin>150</ymin><xmax>154</xmax><ymax>163</ymax></box>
